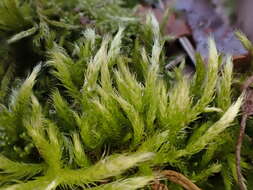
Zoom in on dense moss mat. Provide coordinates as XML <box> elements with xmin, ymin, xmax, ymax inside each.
<box><xmin>0</xmin><ymin>0</ymin><xmax>253</xmax><ymax>189</ymax></box>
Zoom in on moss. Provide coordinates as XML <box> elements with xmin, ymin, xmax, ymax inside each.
<box><xmin>0</xmin><ymin>1</ymin><xmax>252</xmax><ymax>189</ymax></box>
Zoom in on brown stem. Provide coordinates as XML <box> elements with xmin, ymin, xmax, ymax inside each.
<box><xmin>158</xmin><ymin>170</ymin><xmax>202</xmax><ymax>190</ymax></box>
<box><xmin>236</xmin><ymin>114</ymin><xmax>247</xmax><ymax>190</ymax></box>
<box><xmin>235</xmin><ymin>75</ymin><xmax>253</xmax><ymax>190</ymax></box>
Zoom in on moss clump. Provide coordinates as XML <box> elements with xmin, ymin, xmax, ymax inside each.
<box><xmin>0</xmin><ymin>1</ymin><xmax>253</xmax><ymax>190</ymax></box>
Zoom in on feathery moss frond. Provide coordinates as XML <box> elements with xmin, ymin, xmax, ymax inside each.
<box><xmin>83</xmin><ymin>37</ymin><xmax>109</xmax><ymax>93</ymax></box>
<box><xmin>0</xmin><ymin>64</ymin><xmax>14</xmax><ymax>102</ymax></box>
<box><xmin>191</xmin><ymin>163</ymin><xmax>222</xmax><ymax>183</ymax></box>
<box><xmin>48</xmin><ymin>48</ymin><xmax>80</xmax><ymax>99</ymax></box>
<box><xmin>191</xmin><ymin>53</ymin><xmax>206</xmax><ymax>97</ymax></box>
<box><xmin>25</xmin><ymin>96</ymin><xmax>62</xmax><ymax>171</ymax></box>
<box><xmin>190</xmin><ymin>38</ymin><xmax>219</xmax><ymax>120</ymax></box>
<box><xmin>217</xmin><ymin>56</ymin><xmax>233</xmax><ymax>111</ymax></box>
<box><xmin>72</xmin><ymin>133</ymin><xmax>91</xmax><ymax>168</ymax></box>
<box><xmin>0</xmin><ymin>0</ymin><xmax>32</xmax><ymax>33</ymax></box>
<box><xmin>10</xmin><ymin>64</ymin><xmax>41</xmax><ymax>114</ymax></box>
<box><xmin>0</xmin><ymin>155</ymin><xmax>45</xmax><ymax>184</ymax></box>
<box><xmin>108</xmin><ymin>27</ymin><xmax>124</xmax><ymax>62</ymax></box>
<box><xmin>183</xmin><ymin>94</ymin><xmax>243</xmax><ymax>156</ymax></box>
<box><xmin>61</xmin><ymin>152</ymin><xmax>154</xmax><ymax>186</ymax></box>
<box><xmin>0</xmin><ymin>64</ymin><xmax>41</xmax><ymax>149</ymax></box>
<box><xmin>112</xmin><ymin>91</ymin><xmax>145</xmax><ymax>147</ymax></box>
<box><xmin>51</xmin><ymin>89</ymin><xmax>76</xmax><ymax>131</ymax></box>
<box><xmin>88</xmin><ymin>176</ymin><xmax>155</xmax><ymax>190</ymax></box>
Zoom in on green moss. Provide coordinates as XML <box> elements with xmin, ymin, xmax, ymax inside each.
<box><xmin>0</xmin><ymin>1</ymin><xmax>252</xmax><ymax>189</ymax></box>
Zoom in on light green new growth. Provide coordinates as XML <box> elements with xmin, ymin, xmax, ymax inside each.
<box><xmin>217</xmin><ymin>56</ymin><xmax>233</xmax><ymax>111</ymax></box>
<box><xmin>89</xmin><ymin>176</ymin><xmax>155</xmax><ymax>190</ymax></box>
<box><xmin>184</xmin><ymin>94</ymin><xmax>243</xmax><ymax>156</ymax></box>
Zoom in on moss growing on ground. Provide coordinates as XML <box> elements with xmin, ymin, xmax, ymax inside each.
<box><xmin>0</xmin><ymin>1</ymin><xmax>253</xmax><ymax>190</ymax></box>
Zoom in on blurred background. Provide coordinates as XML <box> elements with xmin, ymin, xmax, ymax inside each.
<box><xmin>236</xmin><ymin>0</ymin><xmax>253</xmax><ymax>41</ymax></box>
<box><xmin>127</xmin><ymin>0</ymin><xmax>253</xmax><ymax>41</ymax></box>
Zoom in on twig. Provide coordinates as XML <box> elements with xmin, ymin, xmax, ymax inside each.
<box><xmin>153</xmin><ymin>170</ymin><xmax>202</xmax><ymax>190</ymax></box>
<box><xmin>236</xmin><ymin>75</ymin><xmax>253</xmax><ymax>190</ymax></box>
<box><xmin>179</xmin><ymin>37</ymin><xmax>196</xmax><ymax>65</ymax></box>
<box><xmin>236</xmin><ymin>114</ymin><xmax>247</xmax><ymax>190</ymax></box>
